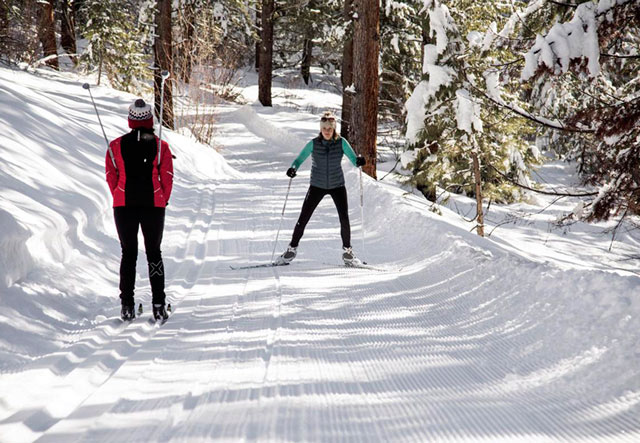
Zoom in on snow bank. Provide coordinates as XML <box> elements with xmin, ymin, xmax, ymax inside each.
<box><xmin>0</xmin><ymin>210</ymin><xmax>34</xmax><ymax>287</ymax></box>
<box><xmin>165</xmin><ymin>130</ymin><xmax>240</xmax><ymax>181</ymax></box>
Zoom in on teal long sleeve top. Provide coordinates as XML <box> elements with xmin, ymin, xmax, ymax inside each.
<box><xmin>290</xmin><ymin>136</ymin><xmax>358</xmax><ymax>189</ymax></box>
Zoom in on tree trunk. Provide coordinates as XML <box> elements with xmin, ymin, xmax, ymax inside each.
<box><xmin>178</xmin><ymin>0</ymin><xmax>195</xmax><ymax>84</ymax></box>
<box><xmin>37</xmin><ymin>0</ymin><xmax>58</xmax><ymax>69</ymax></box>
<box><xmin>0</xmin><ymin>1</ymin><xmax>8</xmax><ymax>44</ymax></box>
<box><xmin>301</xmin><ymin>0</ymin><xmax>316</xmax><ymax>85</ymax></box>
<box><xmin>154</xmin><ymin>0</ymin><xmax>174</xmax><ymax>129</ymax></box>
<box><xmin>255</xmin><ymin>3</ymin><xmax>261</xmax><ymax>71</ymax></box>
<box><xmin>60</xmin><ymin>0</ymin><xmax>77</xmax><ymax>63</ymax></box>
<box><xmin>97</xmin><ymin>51</ymin><xmax>103</xmax><ymax>86</ymax></box>
<box><xmin>351</xmin><ymin>0</ymin><xmax>379</xmax><ymax>179</ymax></box>
<box><xmin>301</xmin><ymin>37</ymin><xmax>313</xmax><ymax>85</ymax></box>
<box><xmin>258</xmin><ymin>0</ymin><xmax>274</xmax><ymax>107</ymax></box>
<box><xmin>472</xmin><ymin>151</ymin><xmax>485</xmax><ymax>237</ymax></box>
<box><xmin>340</xmin><ymin>0</ymin><xmax>354</xmax><ymax>141</ymax></box>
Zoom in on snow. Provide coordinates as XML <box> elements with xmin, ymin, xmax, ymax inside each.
<box><xmin>400</xmin><ymin>150</ymin><xmax>418</xmax><ymax>169</ymax></box>
<box><xmin>0</xmin><ymin>209</ymin><xmax>33</xmax><ymax>288</ymax></box>
<box><xmin>404</xmin><ymin>45</ymin><xmax>455</xmax><ymax>144</ymax></box>
<box><xmin>521</xmin><ymin>2</ymin><xmax>601</xmax><ymax>80</ymax></box>
<box><xmin>484</xmin><ymin>69</ymin><xmax>503</xmax><ymax>104</ymax></box>
<box><xmin>497</xmin><ymin>0</ymin><xmax>545</xmax><ymax>43</ymax></box>
<box><xmin>390</xmin><ymin>34</ymin><xmax>400</xmax><ymax>54</ymax></box>
<box><xmin>426</xmin><ymin>1</ymin><xmax>456</xmax><ymax>55</ymax></box>
<box><xmin>482</xmin><ymin>22</ymin><xmax>497</xmax><ymax>51</ymax></box>
<box><xmin>0</xmin><ymin>65</ymin><xmax>639</xmax><ymax>442</ymax></box>
<box><xmin>455</xmin><ymin>88</ymin><xmax>483</xmax><ymax>133</ymax></box>
<box><xmin>466</xmin><ymin>30</ymin><xmax>483</xmax><ymax>49</ymax></box>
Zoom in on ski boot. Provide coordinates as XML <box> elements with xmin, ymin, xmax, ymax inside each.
<box><xmin>121</xmin><ymin>304</ymin><xmax>136</xmax><ymax>321</ymax></box>
<box><xmin>274</xmin><ymin>245</ymin><xmax>297</xmax><ymax>265</ymax></box>
<box><xmin>153</xmin><ymin>304</ymin><xmax>169</xmax><ymax>321</ymax></box>
<box><xmin>342</xmin><ymin>246</ymin><xmax>362</xmax><ymax>267</ymax></box>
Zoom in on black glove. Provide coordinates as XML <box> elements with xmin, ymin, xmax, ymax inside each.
<box><xmin>356</xmin><ymin>156</ymin><xmax>366</xmax><ymax>167</ymax></box>
<box><xmin>286</xmin><ymin>167</ymin><xmax>297</xmax><ymax>178</ymax></box>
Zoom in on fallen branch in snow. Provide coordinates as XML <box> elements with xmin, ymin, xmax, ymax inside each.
<box><xmin>608</xmin><ymin>208</ymin><xmax>629</xmax><ymax>252</ymax></box>
<box><xmin>379</xmin><ymin>158</ymin><xmax>401</xmax><ymax>181</ymax></box>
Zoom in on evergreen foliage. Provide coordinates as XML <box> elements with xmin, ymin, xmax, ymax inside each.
<box><xmin>379</xmin><ymin>1</ymin><xmax>423</xmax><ymax>122</ymax></box>
<box><xmin>513</xmin><ymin>0</ymin><xmax>640</xmax><ymax>220</ymax></box>
<box><xmin>272</xmin><ymin>0</ymin><xmax>343</xmax><ymax>77</ymax></box>
<box><xmin>81</xmin><ymin>0</ymin><xmax>152</xmax><ymax>92</ymax></box>
<box><xmin>403</xmin><ymin>0</ymin><xmax>540</xmax><ymax>204</ymax></box>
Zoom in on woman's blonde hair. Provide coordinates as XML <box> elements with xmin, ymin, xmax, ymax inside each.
<box><xmin>319</xmin><ymin>111</ymin><xmax>340</xmax><ymax>140</ymax></box>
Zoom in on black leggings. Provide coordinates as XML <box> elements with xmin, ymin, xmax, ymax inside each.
<box><xmin>290</xmin><ymin>185</ymin><xmax>350</xmax><ymax>248</ymax></box>
<box><xmin>114</xmin><ymin>207</ymin><xmax>166</xmax><ymax>306</ymax></box>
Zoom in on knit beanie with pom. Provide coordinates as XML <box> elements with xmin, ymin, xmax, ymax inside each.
<box><xmin>128</xmin><ymin>99</ymin><xmax>154</xmax><ymax>129</ymax></box>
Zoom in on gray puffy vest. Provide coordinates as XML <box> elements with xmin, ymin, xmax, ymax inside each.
<box><xmin>310</xmin><ymin>136</ymin><xmax>345</xmax><ymax>189</ymax></box>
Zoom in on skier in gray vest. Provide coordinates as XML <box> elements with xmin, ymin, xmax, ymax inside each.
<box><xmin>276</xmin><ymin>111</ymin><xmax>366</xmax><ymax>265</ymax></box>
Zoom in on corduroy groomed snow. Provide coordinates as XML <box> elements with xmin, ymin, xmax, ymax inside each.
<box><xmin>128</xmin><ymin>99</ymin><xmax>153</xmax><ymax>129</ymax></box>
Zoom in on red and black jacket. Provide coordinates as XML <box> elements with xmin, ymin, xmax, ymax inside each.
<box><xmin>105</xmin><ymin>128</ymin><xmax>173</xmax><ymax>207</ymax></box>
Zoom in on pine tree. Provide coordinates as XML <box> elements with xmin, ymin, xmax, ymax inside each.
<box><xmin>259</xmin><ymin>0</ymin><xmax>275</xmax><ymax>106</ymax></box>
<box><xmin>403</xmin><ymin>0</ymin><xmax>539</xmax><ymax>208</ymax></box>
<box><xmin>517</xmin><ymin>0</ymin><xmax>640</xmax><ymax>221</ymax></box>
<box><xmin>81</xmin><ymin>0</ymin><xmax>151</xmax><ymax>91</ymax></box>
<box><xmin>379</xmin><ymin>0</ymin><xmax>423</xmax><ymax>123</ymax></box>
<box><xmin>340</xmin><ymin>0</ymin><xmax>354</xmax><ymax>140</ymax></box>
<box><xmin>0</xmin><ymin>1</ymin><xmax>8</xmax><ymax>55</ymax></box>
<box><xmin>351</xmin><ymin>0</ymin><xmax>380</xmax><ymax>178</ymax></box>
<box><xmin>59</xmin><ymin>0</ymin><xmax>77</xmax><ymax>63</ymax></box>
<box><xmin>154</xmin><ymin>0</ymin><xmax>174</xmax><ymax>128</ymax></box>
<box><xmin>37</xmin><ymin>0</ymin><xmax>58</xmax><ymax>69</ymax></box>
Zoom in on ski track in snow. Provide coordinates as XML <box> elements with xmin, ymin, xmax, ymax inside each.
<box><xmin>0</xmin><ymin>73</ymin><xmax>639</xmax><ymax>442</ymax></box>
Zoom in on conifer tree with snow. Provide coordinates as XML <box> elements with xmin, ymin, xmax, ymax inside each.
<box><xmin>271</xmin><ymin>1</ymin><xmax>344</xmax><ymax>77</ymax></box>
<box><xmin>403</xmin><ymin>0</ymin><xmax>538</xmax><ymax>205</ymax></box>
<box><xmin>515</xmin><ymin>0</ymin><xmax>640</xmax><ymax>221</ymax></box>
<box><xmin>379</xmin><ymin>0</ymin><xmax>423</xmax><ymax>123</ymax></box>
<box><xmin>81</xmin><ymin>0</ymin><xmax>152</xmax><ymax>91</ymax></box>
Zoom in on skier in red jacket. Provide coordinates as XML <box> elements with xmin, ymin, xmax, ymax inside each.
<box><xmin>106</xmin><ymin>99</ymin><xmax>173</xmax><ymax>321</ymax></box>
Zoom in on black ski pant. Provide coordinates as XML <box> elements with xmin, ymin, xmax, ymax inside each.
<box><xmin>114</xmin><ymin>207</ymin><xmax>166</xmax><ymax>306</ymax></box>
<box><xmin>290</xmin><ymin>185</ymin><xmax>350</xmax><ymax>248</ymax></box>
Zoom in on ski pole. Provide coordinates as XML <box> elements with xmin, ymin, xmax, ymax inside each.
<box><xmin>157</xmin><ymin>70</ymin><xmax>170</xmax><ymax>164</ymax></box>
<box><xmin>271</xmin><ymin>177</ymin><xmax>294</xmax><ymax>263</ymax></box>
<box><xmin>82</xmin><ymin>83</ymin><xmax>115</xmax><ymax>168</ymax></box>
<box><xmin>359</xmin><ymin>166</ymin><xmax>365</xmax><ymax>259</ymax></box>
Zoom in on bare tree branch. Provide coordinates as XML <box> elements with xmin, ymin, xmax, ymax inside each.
<box><xmin>601</xmin><ymin>53</ymin><xmax>640</xmax><ymax>59</ymax></box>
<box><xmin>489</xmin><ymin>165</ymin><xmax>599</xmax><ymax>197</ymax></box>
<box><xmin>547</xmin><ymin>0</ymin><xmax>579</xmax><ymax>8</ymax></box>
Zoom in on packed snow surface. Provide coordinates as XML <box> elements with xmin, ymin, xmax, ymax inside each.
<box><xmin>0</xmin><ymin>66</ymin><xmax>639</xmax><ymax>442</ymax></box>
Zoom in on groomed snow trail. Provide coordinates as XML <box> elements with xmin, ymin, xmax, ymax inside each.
<box><xmin>1</xmin><ymin>89</ymin><xmax>639</xmax><ymax>442</ymax></box>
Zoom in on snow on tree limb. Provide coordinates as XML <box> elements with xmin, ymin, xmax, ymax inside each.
<box><xmin>521</xmin><ymin>0</ymin><xmax>636</xmax><ymax>81</ymax></box>
<box><xmin>521</xmin><ymin>2</ymin><xmax>600</xmax><ymax>80</ymax></box>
